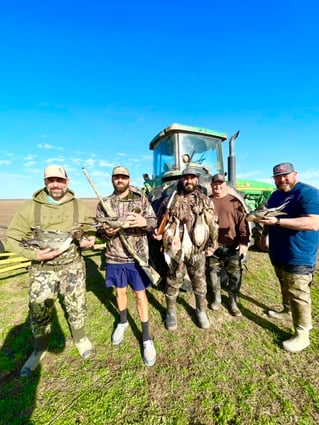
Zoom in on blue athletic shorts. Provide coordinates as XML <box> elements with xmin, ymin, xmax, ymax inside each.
<box><xmin>105</xmin><ymin>263</ymin><xmax>151</xmax><ymax>291</ymax></box>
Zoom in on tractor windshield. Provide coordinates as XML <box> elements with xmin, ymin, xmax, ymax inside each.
<box><xmin>152</xmin><ymin>132</ymin><xmax>224</xmax><ymax>185</ymax></box>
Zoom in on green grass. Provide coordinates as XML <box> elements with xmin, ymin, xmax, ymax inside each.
<box><xmin>1</xmin><ymin>249</ymin><xmax>319</xmax><ymax>425</ymax></box>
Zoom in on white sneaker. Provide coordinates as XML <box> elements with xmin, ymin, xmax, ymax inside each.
<box><xmin>143</xmin><ymin>340</ymin><xmax>156</xmax><ymax>366</ymax></box>
<box><xmin>112</xmin><ymin>322</ymin><xmax>129</xmax><ymax>345</ymax></box>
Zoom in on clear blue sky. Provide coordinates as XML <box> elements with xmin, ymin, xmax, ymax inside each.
<box><xmin>1</xmin><ymin>0</ymin><xmax>319</xmax><ymax>199</ymax></box>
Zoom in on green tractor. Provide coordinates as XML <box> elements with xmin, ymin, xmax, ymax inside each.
<box><xmin>143</xmin><ymin>123</ymin><xmax>270</xmax><ymax>283</ymax></box>
<box><xmin>236</xmin><ymin>179</ymin><xmax>274</xmax><ymax>211</ymax></box>
<box><xmin>143</xmin><ymin>122</ymin><xmax>271</xmax><ymax>206</ymax></box>
<box><xmin>143</xmin><ymin>123</ymin><xmax>274</xmax><ymax>244</ymax></box>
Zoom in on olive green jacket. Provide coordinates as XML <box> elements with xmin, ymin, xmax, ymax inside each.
<box><xmin>6</xmin><ymin>188</ymin><xmax>96</xmax><ymax>264</ymax></box>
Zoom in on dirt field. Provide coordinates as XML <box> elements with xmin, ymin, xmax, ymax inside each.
<box><xmin>0</xmin><ymin>198</ymin><xmax>98</xmax><ymax>243</ymax></box>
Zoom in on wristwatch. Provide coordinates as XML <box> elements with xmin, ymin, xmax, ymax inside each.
<box><xmin>275</xmin><ymin>217</ymin><xmax>281</xmax><ymax>226</ymax></box>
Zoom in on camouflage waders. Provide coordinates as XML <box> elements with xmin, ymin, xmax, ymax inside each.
<box><xmin>166</xmin><ymin>252</ymin><xmax>207</xmax><ymax>297</ymax></box>
<box><xmin>207</xmin><ymin>246</ymin><xmax>243</xmax><ymax>316</ymax></box>
<box><xmin>165</xmin><ymin>252</ymin><xmax>210</xmax><ymax>329</ymax></box>
<box><xmin>28</xmin><ymin>256</ymin><xmax>88</xmax><ymax>337</ymax></box>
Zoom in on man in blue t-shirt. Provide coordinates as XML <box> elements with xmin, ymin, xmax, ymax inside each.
<box><xmin>257</xmin><ymin>162</ymin><xmax>319</xmax><ymax>353</ymax></box>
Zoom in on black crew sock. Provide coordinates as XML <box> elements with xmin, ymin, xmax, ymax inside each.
<box><xmin>141</xmin><ymin>320</ymin><xmax>151</xmax><ymax>342</ymax></box>
<box><xmin>119</xmin><ymin>309</ymin><xmax>128</xmax><ymax>324</ymax></box>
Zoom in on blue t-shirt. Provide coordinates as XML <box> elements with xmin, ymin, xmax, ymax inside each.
<box><xmin>267</xmin><ymin>181</ymin><xmax>319</xmax><ymax>267</ymax></box>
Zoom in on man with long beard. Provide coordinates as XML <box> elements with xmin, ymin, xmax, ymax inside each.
<box><xmin>257</xmin><ymin>162</ymin><xmax>319</xmax><ymax>353</ymax></box>
<box><xmin>153</xmin><ymin>168</ymin><xmax>217</xmax><ymax>331</ymax></box>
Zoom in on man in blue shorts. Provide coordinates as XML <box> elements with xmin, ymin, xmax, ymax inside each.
<box><xmin>257</xmin><ymin>162</ymin><xmax>319</xmax><ymax>353</ymax></box>
<box><xmin>96</xmin><ymin>166</ymin><xmax>157</xmax><ymax>366</ymax></box>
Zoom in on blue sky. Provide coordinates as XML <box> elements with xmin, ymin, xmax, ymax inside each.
<box><xmin>1</xmin><ymin>0</ymin><xmax>319</xmax><ymax>199</ymax></box>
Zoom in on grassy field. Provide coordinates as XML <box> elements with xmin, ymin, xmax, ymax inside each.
<box><xmin>1</xmin><ymin>200</ymin><xmax>319</xmax><ymax>424</ymax></box>
<box><xmin>1</xmin><ymin>247</ymin><xmax>319</xmax><ymax>425</ymax></box>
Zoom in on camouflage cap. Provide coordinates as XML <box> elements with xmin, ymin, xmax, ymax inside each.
<box><xmin>112</xmin><ymin>166</ymin><xmax>130</xmax><ymax>177</ymax></box>
<box><xmin>272</xmin><ymin>162</ymin><xmax>295</xmax><ymax>177</ymax></box>
<box><xmin>44</xmin><ymin>165</ymin><xmax>68</xmax><ymax>179</ymax></box>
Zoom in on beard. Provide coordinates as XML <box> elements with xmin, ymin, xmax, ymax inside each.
<box><xmin>278</xmin><ymin>184</ymin><xmax>293</xmax><ymax>193</ymax></box>
<box><xmin>47</xmin><ymin>187</ymin><xmax>68</xmax><ymax>200</ymax></box>
<box><xmin>183</xmin><ymin>183</ymin><xmax>195</xmax><ymax>193</ymax></box>
<box><xmin>114</xmin><ymin>181</ymin><xmax>130</xmax><ymax>194</ymax></box>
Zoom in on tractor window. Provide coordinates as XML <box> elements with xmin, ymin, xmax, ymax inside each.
<box><xmin>152</xmin><ymin>135</ymin><xmax>176</xmax><ymax>182</ymax></box>
<box><xmin>179</xmin><ymin>134</ymin><xmax>223</xmax><ymax>175</ymax></box>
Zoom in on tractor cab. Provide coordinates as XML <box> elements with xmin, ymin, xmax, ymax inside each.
<box><xmin>149</xmin><ymin>123</ymin><xmax>228</xmax><ymax>193</ymax></box>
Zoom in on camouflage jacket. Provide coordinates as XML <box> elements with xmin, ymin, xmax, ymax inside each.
<box><xmin>96</xmin><ymin>186</ymin><xmax>157</xmax><ymax>264</ymax></box>
<box><xmin>6</xmin><ymin>188</ymin><xmax>96</xmax><ymax>265</ymax></box>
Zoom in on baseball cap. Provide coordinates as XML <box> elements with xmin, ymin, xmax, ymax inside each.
<box><xmin>272</xmin><ymin>162</ymin><xmax>295</xmax><ymax>177</ymax></box>
<box><xmin>112</xmin><ymin>166</ymin><xmax>130</xmax><ymax>177</ymax></box>
<box><xmin>44</xmin><ymin>165</ymin><xmax>68</xmax><ymax>179</ymax></box>
<box><xmin>181</xmin><ymin>167</ymin><xmax>198</xmax><ymax>177</ymax></box>
<box><xmin>211</xmin><ymin>173</ymin><xmax>226</xmax><ymax>183</ymax></box>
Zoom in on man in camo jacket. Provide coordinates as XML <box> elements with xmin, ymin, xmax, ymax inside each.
<box><xmin>153</xmin><ymin>168</ymin><xmax>218</xmax><ymax>331</ymax></box>
<box><xmin>7</xmin><ymin>165</ymin><xmax>96</xmax><ymax>377</ymax></box>
<box><xmin>96</xmin><ymin>166</ymin><xmax>157</xmax><ymax>367</ymax></box>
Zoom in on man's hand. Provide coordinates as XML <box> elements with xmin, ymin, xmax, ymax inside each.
<box><xmin>152</xmin><ymin>228</ymin><xmax>163</xmax><ymax>241</ymax></box>
<box><xmin>126</xmin><ymin>212</ymin><xmax>147</xmax><ymax>228</ymax></box>
<box><xmin>254</xmin><ymin>216</ymin><xmax>277</xmax><ymax>226</ymax></box>
<box><xmin>103</xmin><ymin>224</ymin><xmax>120</xmax><ymax>236</ymax></box>
<box><xmin>79</xmin><ymin>236</ymin><xmax>96</xmax><ymax>249</ymax></box>
<box><xmin>205</xmin><ymin>247</ymin><xmax>215</xmax><ymax>257</ymax></box>
<box><xmin>36</xmin><ymin>248</ymin><xmax>61</xmax><ymax>261</ymax></box>
<box><xmin>239</xmin><ymin>244</ymin><xmax>248</xmax><ymax>257</ymax></box>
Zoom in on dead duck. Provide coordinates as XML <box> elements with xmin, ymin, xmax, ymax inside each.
<box><xmin>246</xmin><ymin>200</ymin><xmax>289</xmax><ymax>222</ymax></box>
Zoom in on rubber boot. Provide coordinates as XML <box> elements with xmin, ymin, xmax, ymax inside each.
<box><xmin>165</xmin><ymin>294</ymin><xmax>178</xmax><ymax>331</ymax></box>
<box><xmin>269</xmin><ymin>269</ymin><xmax>292</xmax><ymax>320</ymax></box>
<box><xmin>71</xmin><ymin>326</ymin><xmax>93</xmax><ymax>360</ymax></box>
<box><xmin>283</xmin><ymin>295</ymin><xmax>312</xmax><ymax>353</ymax></box>
<box><xmin>195</xmin><ymin>294</ymin><xmax>210</xmax><ymax>329</ymax></box>
<box><xmin>229</xmin><ymin>294</ymin><xmax>242</xmax><ymax>317</ymax></box>
<box><xmin>20</xmin><ymin>334</ymin><xmax>50</xmax><ymax>378</ymax></box>
<box><xmin>207</xmin><ymin>269</ymin><xmax>222</xmax><ymax>311</ymax></box>
<box><xmin>210</xmin><ymin>290</ymin><xmax>222</xmax><ymax>311</ymax></box>
<box><xmin>267</xmin><ymin>306</ymin><xmax>292</xmax><ymax>321</ymax></box>
<box><xmin>282</xmin><ymin>327</ymin><xmax>310</xmax><ymax>353</ymax></box>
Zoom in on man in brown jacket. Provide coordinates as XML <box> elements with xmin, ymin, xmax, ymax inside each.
<box><xmin>206</xmin><ymin>174</ymin><xmax>250</xmax><ymax>316</ymax></box>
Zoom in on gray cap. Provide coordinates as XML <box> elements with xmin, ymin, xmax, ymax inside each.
<box><xmin>181</xmin><ymin>167</ymin><xmax>198</xmax><ymax>177</ymax></box>
<box><xmin>272</xmin><ymin>162</ymin><xmax>295</xmax><ymax>177</ymax></box>
<box><xmin>211</xmin><ymin>173</ymin><xmax>226</xmax><ymax>183</ymax></box>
